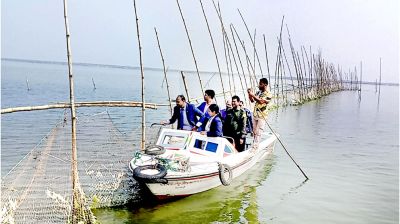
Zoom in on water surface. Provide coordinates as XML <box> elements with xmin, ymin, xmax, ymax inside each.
<box><xmin>2</xmin><ymin>60</ymin><xmax>398</xmax><ymax>223</ymax></box>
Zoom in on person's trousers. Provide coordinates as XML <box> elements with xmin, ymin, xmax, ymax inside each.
<box><xmin>253</xmin><ymin>116</ymin><xmax>266</xmax><ymax>143</ymax></box>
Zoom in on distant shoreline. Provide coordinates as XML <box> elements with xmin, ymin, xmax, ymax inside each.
<box><xmin>2</xmin><ymin>57</ymin><xmax>398</xmax><ymax>86</ymax></box>
<box><xmin>1</xmin><ymin>57</ymin><xmax>218</xmax><ymax>75</ymax></box>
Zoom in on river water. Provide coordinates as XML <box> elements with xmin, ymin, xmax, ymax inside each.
<box><xmin>1</xmin><ymin>60</ymin><xmax>398</xmax><ymax>223</ymax></box>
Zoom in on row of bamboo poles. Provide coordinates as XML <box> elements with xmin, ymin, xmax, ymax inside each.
<box><xmin>154</xmin><ymin>0</ymin><xmax>368</xmax><ymax>112</ymax></box>
<box><xmin>2</xmin><ymin>1</ymin><xmax>382</xmax><ymax>222</ymax></box>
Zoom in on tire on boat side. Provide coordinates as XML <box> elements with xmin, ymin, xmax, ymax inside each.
<box><xmin>218</xmin><ymin>163</ymin><xmax>233</xmax><ymax>186</ymax></box>
<box><xmin>133</xmin><ymin>164</ymin><xmax>167</xmax><ymax>183</ymax></box>
<box><xmin>144</xmin><ymin>145</ymin><xmax>166</xmax><ymax>155</ymax></box>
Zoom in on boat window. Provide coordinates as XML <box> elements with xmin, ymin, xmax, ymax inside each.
<box><xmin>205</xmin><ymin>142</ymin><xmax>218</xmax><ymax>153</ymax></box>
<box><xmin>194</xmin><ymin>139</ymin><xmax>206</xmax><ymax>150</ymax></box>
<box><xmin>161</xmin><ymin>135</ymin><xmax>186</xmax><ymax>147</ymax></box>
<box><xmin>224</xmin><ymin>145</ymin><xmax>233</xmax><ymax>153</ymax></box>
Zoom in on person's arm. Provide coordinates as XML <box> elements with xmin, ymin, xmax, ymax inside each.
<box><xmin>240</xmin><ymin>111</ymin><xmax>247</xmax><ymax>139</ymax></box>
<box><xmin>247</xmin><ymin>110</ymin><xmax>253</xmax><ymax>133</ymax></box>
<box><xmin>250</xmin><ymin>92</ymin><xmax>270</xmax><ymax>104</ymax></box>
<box><xmin>197</xmin><ymin>102</ymin><xmax>204</xmax><ymax>112</ymax></box>
<box><xmin>193</xmin><ymin>105</ymin><xmax>205</xmax><ymax>128</ymax></box>
<box><xmin>168</xmin><ymin>107</ymin><xmax>178</xmax><ymax>124</ymax></box>
<box><xmin>247</xmin><ymin>89</ymin><xmax>255</xmax><ymax>102</ymax></box>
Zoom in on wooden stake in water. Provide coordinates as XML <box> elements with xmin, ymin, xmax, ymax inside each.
<box><xmin>133</xmin><ymin>0</ymin><xmax>146</xmax><ymax>151</ymax></box>
<box><xmin>154</xmin><ymin>27</ymin><xmax>173</xmax><ymax>117</ymax></box>
<box><xmin>26</xmin><ymin>78</ymin><xmax>31</xmax><ymax>91</ymax></box>
<box><xmin>378</xmin><ymin>58</ymin><xmax>382</xmax><ymax>97</ymax></box>
<box><xmin>181</xmin><ymin>71</ymin><xmax>191</xmax><ymax>102</ymax></box>
<box><xmin>62</xmin><ymin>0</ymin><xmax>87</xmax><ymax>222</ymax></box>
<box><xmin>199</xmin><ymin>0</ymin><xmax>227</xmax><ymax>103</ymax></box>
<box><xmin>176</xmin><ymin>0</ymin><xmax>205</xmax><ymax>95</ymax></box>
<box><xmin>237</xmin><ymin>9</ymin><xmax>264</xmax><ymax>77</ymax></box>
<box><xmin>91</xmin><ymin>77</ymin><xmax>96</xmax><ymax>90</ymax></box>
<box><xmin>359</xmin><ymin>61</ymin><xmax>362</xmax><ymax>101</ymax></box>
<box><xmin>230</xmin><ymin>24</ymin><xmax>248</xmax><ymax>90</ymax></box>
<box><xmin>263</xmin><ymin>34</ymin><xmax>271</xmax><ymax>83</ymax></box>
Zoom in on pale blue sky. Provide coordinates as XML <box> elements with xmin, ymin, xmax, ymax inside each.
<box><xmin>2</xmin><ymin>0</ymin><xmax>399</xmax><ymax>83</ymax></box>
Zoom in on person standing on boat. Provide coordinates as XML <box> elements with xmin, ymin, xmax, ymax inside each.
<box><xmin>197</xmin><ymin>89</ymin><xmax>215</xmax><ymax>116</ymax></box>
<box><xmin>197</xmin><ymin>89</ymin><xmax>215</xmax><ymax>131</ymax></box>
<box><xmin>220</xmin><ymin>99</ymin><xmax>232</xmax><ymax>121</ymax></box>
<box><xmin>223</xmin><ymin>95</ymin><xmax>247</xmax><ymax>152</ymax></box>
<box><xmin>247</xmin><ymin>78</ymin><xmax>272</xmax><ymax>144</ymax></box>
<box><xmin>240</xmin><ymin>100</ymin><xmax>253</xmax><ymax>135</ymax></box>
<box><xmin>161</xmin><ymin>95</ymin><xmax>205</xmax><ymax>131</ymax></box>
<box><xmin>200</xmin><ymin>104</ymin><xmax>223</xmax><ymax>137</ymax></box>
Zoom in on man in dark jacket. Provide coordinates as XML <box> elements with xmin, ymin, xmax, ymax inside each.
<box><xmin>161</xmin><ymin>95</ymin><xmax>205</xmax><ymax>130</ymax></box>
<box><xmin>240</xmin><ymin>100</ymin><xmax>253</xmax><ymax>135</ymax></box>
<box><xmin>223</xmin><ymin>96</ymin><xmax>247</xmax><ymax>152</ymax></box>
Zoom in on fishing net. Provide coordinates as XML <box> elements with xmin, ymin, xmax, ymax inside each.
<box><xmin>1</xmin><ymin>110</ymin><xmax>155</xmax><ymax>223</ymax></box>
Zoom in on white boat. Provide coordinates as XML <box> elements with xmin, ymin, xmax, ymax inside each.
<box><xmin>129</xmin><ymin>128</ymin><xmax>278</xmax><ymax>200</ymax></box>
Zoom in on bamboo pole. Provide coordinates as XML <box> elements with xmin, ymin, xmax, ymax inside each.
<box><xmin>1</xmin><ymin>101</ymin><xmax>162</xmax><ymax>114</ymax></box>
<box><xmin>231</xmin><ymin>24</ymin><xmax>257</xmax><ymax>88</ymax></box>
<box><xmin>359</xmin><ymin>61</ymin><xmax>362</xmax><ymax>100</ymax></box>
<box><xmin>300</xmin><ymin>47</ymin><xmax>309</xmax><ymax>98</ymax></box>
<box><xmin>154</xmin><ymin>27</ymin><xmax>173</xmax><ymax>117</ymax></box>
<box><xmin>263</xmin><ymin>34</ymin><xmax>271</xmax><ymax>83</ymax></box>
<box><xmin>91</xmin><ymin>77</ymin><xmax>96</xmax><ymax>90</ymax></box>
<box><xmin>275</xmin><ymin>37</ymin><xmax>282</xmax><ymax>104</ymax></box>
<box><xmin>279</xmin><ymin>44</ymin><xmax>289</xmax><ymax>104</ymax></box>
<box><xmin>213</xmin><ymin>19</ymin><xmax>247</xmax><ymax>105</ymax></box>
<box><xmin>253</xmin><ymin>29</ymin><xmax>257</xmax><ymax>78</ymax></box>
<box><xmin>26</xmin><ymin>78</ymin><xmax>31</xmax><ymax>91</ymax></box>
<box><xmin>230</xmin><ymin>24</ymin><xmax>256</xmax><ymax>88</ymax></box>
<box><xmin>224</xmin><ymin>32</ymin><xmax>248</xmax><ymax>105</ymax></box>
<box><xmin>176</xmin><ymin>0</ymin><xmax>205</xmax><ymax>95</ymax></box>
<box><xmin>378</xmin><ymin>57</ymin><xmax>382</xmax><ymax>97</ymax></box>
<box><xmin>242</xmin><ymin>41</ymin><xmax>257</xmax><ymax>88</ymax></box>
<box><xmin>280</xmin><ymin>39</ymin><xmax>295</xmax><ymax>95</ymax></box>
<box><xmin>237</xmin><ymin>9</ymin><xmax>264</xmax><ymax>77</ymax></box>
<box><xmin>279</xmin><ymin>38</ymin><xmax>285</xmax><ymax>102</ymax></box>
<box><xmin>214</xmin><ymin>3</ymin><xmax>233</xmax><ymax>97</ymax></box>
<box><xmin>133</xmin><ymin>0</ymin><xmax>146</xmax><ymax>151</ymax></box>
<box><xmin>296</xmin><ymin>52</ymin><xmax>305</xmax><ymax>100</ymax></box>
<box><xmin>225</xmin><ymin>34</ymin><xmax>237</xmax><ymax>95</ymax></box>
<box><xmin>199</xmin><ymin>0</ymin><xmax>227</xmax><ymax>102</ymax></box>
<box><xmin>230</xmin><ymin>24</ymin><xmax>249</xmax><ymax>91</ymax></box>
<box><xmin>181</xmin><ymin>71</ymin><xmax>191</xmax><ymax>102</ymax></box>
<box><xmin>222</xmin><ymin>25</ymin><xmax>233</xmax><ymax>97</ymax></box>
<box><xmin>274</xmin><ymin>17</ymin><xmax>285</xmax><ymax>103</ymax></box>
<box><xmin>309</xmin><ymin>46</ymin><xmax>313</xmax><ymax>90</ymax></box>
<box><xmin>62</xmin><ymin>0</ymin><xmax>85</xmax><ymax>222</ymax></box>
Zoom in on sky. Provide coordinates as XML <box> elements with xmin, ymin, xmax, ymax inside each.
<box><xmin>1</xmin><ymin>0</ymin><xmax>399</xmax><ymax>83</ymax></box>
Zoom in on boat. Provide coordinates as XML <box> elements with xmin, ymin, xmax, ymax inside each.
<box><xmin>128</xmin><ymin>128</ymin><xmax>278</xmax><ymax>200</ymax></box>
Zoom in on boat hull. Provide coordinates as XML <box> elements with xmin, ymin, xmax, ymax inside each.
<box><xmin>144</xmin><ymin>140</ymin><xmax>276</xmax><ymax>199</ymax></box>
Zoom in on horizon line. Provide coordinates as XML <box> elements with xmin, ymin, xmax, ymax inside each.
<box><xmin>2</xmin><ymin>57</ymin><xmax>398</xmax><ymax>86</ymax></box>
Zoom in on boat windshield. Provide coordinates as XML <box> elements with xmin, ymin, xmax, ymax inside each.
<box><xmin>160</xmin><ymin>134</ymin><xmax>188</xmax><ymax>148</ymax></box>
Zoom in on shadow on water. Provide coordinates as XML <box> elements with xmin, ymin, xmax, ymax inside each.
<box><xmin>93</xmin><ymin>154</ymin><xmax>278</xmax><ymax>223</ymax></box>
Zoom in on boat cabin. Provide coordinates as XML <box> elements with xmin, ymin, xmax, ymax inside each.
<box><xmin>156</xmin><ymin>128</ymin><xmax>237</xmax><ymax>159</ymax></box>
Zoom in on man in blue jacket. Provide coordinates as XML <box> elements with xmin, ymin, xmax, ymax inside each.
<box><xmin>161</xmin><ymin>95</ymin><xmax>205</xmax><ymax>131</ymax></box>
<box><xmin>197</xmin><ymin>89</ymin><xmax>215</xmax><ymax>131</ymax></box>
<box><xmin>197</xmin><ymin>89</ymin><xmax>216</xmax><ymax>117</ymax></box>
<box><xmin>200</xmin><ymin>104</ymin><xmax>223</xmax><ymax>137</ymax></box>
